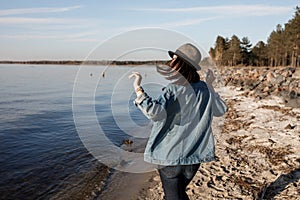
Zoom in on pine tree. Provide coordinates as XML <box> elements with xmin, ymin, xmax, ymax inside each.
<box><xmin>227</xmin><ymin>35</ymin><xmax>242</xmax><ymax>66</ymax></box>
<box><xmin>284</xmin><ymin>6</ymin><xmax>300</xmax><ymax>67</ymax></box>
<box><xmin>252</xmin><ymin>41</ymin><xmax>268</xmax><ymax>66</ymax></box>
<box><xmin>267</xmin><ymin>24</ymin><xmax>285</xmax><ymax>66</ymax></box>
<box><xmin>241</xmin><ymin>37</ymin><xmax>252</xmax><ymax>65</ymax></box>
<box><xmin>211</xmin><ymin>36</ymin><xmax>227</xmax><ymax>66</ymax></box>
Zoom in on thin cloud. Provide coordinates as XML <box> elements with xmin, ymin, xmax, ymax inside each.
<box><xmin>0</xmin><ymin>5</ymin><xmax>81</xmax><ymax>16</ymax></box>
<box><xmin>122</xmin><ymin>17</ymin><xmax>217</xmax><ymax>31</ymax></box>
<box><xmin>0</xmin><ymin>17</ymin><xmax>85</xmax><ymax>25</ymax></box>
<box><xmin>0</xmin><ymin>31</ymin><xmax>101</xmax><ymax>42</ymax></box>
<box><xmin>163</xmin><ymin>17</ymin><xmax>217</xmax><ymax>28</ymax></box>
<box><xmin>129</xmin><ymin>5</ymin><xmax>293</xmax><ymax>16</ymax></box>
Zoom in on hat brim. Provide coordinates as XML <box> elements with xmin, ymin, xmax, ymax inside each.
<box><xmin>168</xmin><ymin>50</ymin><xmax>201</xmax><ymax>70</ymax></box>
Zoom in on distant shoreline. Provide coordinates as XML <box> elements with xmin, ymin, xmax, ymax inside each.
<box><xmin>0</xmin><ymin>60</ymin><xmax>169</xmax><ymax>66</ymax></box>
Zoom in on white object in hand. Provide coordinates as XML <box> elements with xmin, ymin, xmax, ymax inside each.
<box><xmin>128</xmin><ymin>71</ymin><xmax>143</xmax><ymax>96</ymax></box>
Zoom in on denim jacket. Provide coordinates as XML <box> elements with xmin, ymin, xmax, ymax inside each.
<box><xmin>134</xmin><ymin>81</ymin><xmax>227</xmax><ymax>166</ymax></box>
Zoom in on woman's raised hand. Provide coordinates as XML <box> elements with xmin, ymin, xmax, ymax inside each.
<box><xmin>128</xmin><ymin>71</ymin><xmax>142</xmax><ymax>90</ymax></box>
<box><xmin>205</xmin><ymin>69</ymin><xmax>216</xmax><ymax>85</ymax></box>
<box><xmin>128</xmin><ymin>72</ymin><xmax>145</xmax><ymax>96</ymax></box>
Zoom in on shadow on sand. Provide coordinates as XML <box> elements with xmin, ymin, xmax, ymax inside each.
<box><xmin>258</xmin><ymin>164</ymin><xmax>300</xmax><ymax>199</ymax></box>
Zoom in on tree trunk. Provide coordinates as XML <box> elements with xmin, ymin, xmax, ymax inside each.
<box><xmin>291</xmin><ymin>50</ymin><xmax>295</xmax><ymax>67</ymax></box>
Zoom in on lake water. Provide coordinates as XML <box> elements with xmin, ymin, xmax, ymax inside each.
<box><xmin>0</xmin><ymin>64</ymin><xmax>165</xmax><ymax>199</ymax></box>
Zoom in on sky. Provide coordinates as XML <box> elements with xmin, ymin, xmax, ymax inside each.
<box><xmin>0</xmin><ymin>0</ymin><xmax>298</xmax><ymax>61</ymax></box>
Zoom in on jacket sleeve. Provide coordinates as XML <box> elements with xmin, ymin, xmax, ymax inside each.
<box><xmin>133</xmin><ymin>88</ymin><xmax>174</xmax><ymax>121</ymax></box>
<box><xmin>211</xmin><ymin>92</ymin><xmax>227</xmax><ymax>117</ymax></box>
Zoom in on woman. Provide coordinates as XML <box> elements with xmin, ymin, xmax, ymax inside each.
<box><xmin>129</xmin><ymin>43</ymin><xmax>227</xmax><ymax>200</ymax></box>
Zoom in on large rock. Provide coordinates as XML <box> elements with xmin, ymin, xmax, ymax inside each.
<box><xmin>288</xmin><ymin>78</ymin><xmax>300</xmax><ymax>98</ymax></box>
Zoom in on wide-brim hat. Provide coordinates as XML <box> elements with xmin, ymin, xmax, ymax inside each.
<box><xmin>168</xmin><ymin>43</ymin><xmax>202</xmax><ymax>70</ymax></box>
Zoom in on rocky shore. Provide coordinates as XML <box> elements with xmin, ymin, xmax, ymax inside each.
<box><xmin>221</xmin><ymin>67</ymin><xmax>300</xmax><ymax>104</ymax></box>
<box><xmin>137</xmin><ymin>67</ymin><xmax>300</xmax><ymax>200</ymax></box>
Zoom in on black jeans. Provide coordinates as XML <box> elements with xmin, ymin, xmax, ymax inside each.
<box><xmin>158</xmin><ymin>163</ymin><xmax>200</xmax><ymax>200</ymax></box>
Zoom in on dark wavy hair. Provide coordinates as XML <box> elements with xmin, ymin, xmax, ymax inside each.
<box><xmin>157</xmin><ymin>57</ymin><xmax>200</xmax><ymax>85</ymax></box>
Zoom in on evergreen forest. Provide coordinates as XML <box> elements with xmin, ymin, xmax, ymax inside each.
<box><xmin>209</xmin><ymin>6</ymin><xmax>300</xmax><ymax>67</ymax></box>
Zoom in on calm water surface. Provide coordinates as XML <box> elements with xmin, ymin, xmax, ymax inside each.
<box><xmin>0</xmin><ymin>64</ymin><xmax>163</xmax><ymax>200</ymax></box>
